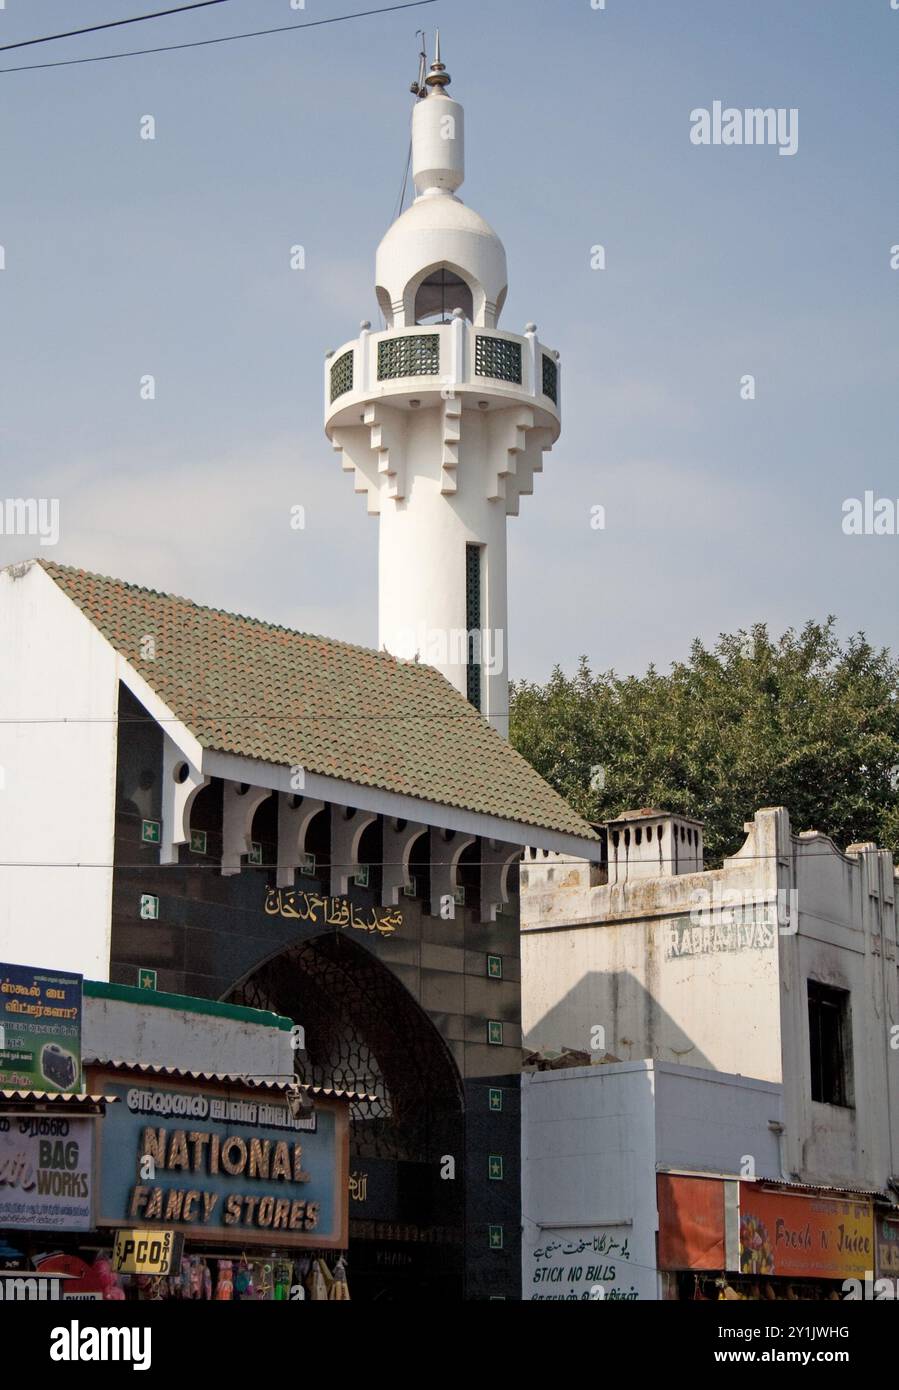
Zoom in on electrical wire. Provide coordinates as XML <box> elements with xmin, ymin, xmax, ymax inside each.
<box><xmin>0</xmin><ymin>0</ymin><xmax>241</xmax><ymax>53</ymax></box>
<box><xmin>0</xmin><ymin>0</ymin><xmax>438</xmax><ymax>75</ymax></box>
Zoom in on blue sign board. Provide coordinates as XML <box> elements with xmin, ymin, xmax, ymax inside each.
<box><xmin>0</xmin><ymin>962</ymin><xmax>82</xmax><ymax>1093</ymax></box>
<box><xmin>92</xmin><ymin>1074</ymin><xmax>347</xmax><ymax>1249</ymax></box>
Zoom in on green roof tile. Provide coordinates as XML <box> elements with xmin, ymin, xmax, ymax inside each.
<box><xmin>39</xmin><ymin>561</ymin><xmax>596</xmax><ymax>842</ymax></box>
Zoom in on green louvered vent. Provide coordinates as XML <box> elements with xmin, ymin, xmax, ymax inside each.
<box><xmin>475</xmin><ymin>335</ymin><xmax>522</xmax><ymax>385</ymax></box>
<box><xmin>466</xmin><ymin>543</ymin><xmax>482</xmax><ymax>712</ymax></box>
<box><xmin>377</xmin><ymin>334</ymin><xmax>440</xmax><ymax>381</ymax></box>
<box><xmin>329</xmin><ymin>351</ymin><xmax>354</xmax><ymax>404</ymax></box>
<box><xmin>542</xmin><ymin>353</ymin><xmax>558</xmax><ymax>405</ymax></box>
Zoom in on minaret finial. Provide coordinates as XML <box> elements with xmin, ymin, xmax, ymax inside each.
<box><xmin>425</xmin><ymin>29</ymin><xmax>450</xmax><ymax>92</ymax></box>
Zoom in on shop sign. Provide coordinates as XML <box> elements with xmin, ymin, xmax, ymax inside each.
<box><xmin>528</xmin><ymin>1226</ymin><xmax>644</xmax><ymax>1301</ymax></box>
<box><xmin>0</xmin><ymin>1114</ymin><xmax>93</xmax><ymax>1231</ymax></box>
<box><xmin>113</xmin><ymin>1229</ymin><xmax>184</xmax><ymax>1275</ymax></box>
<box><xmin>91</xmin><ymin>1071</ymin><xmax>348</xmax><ymax>1249</ymax></box>
<box><xmin>657</xmin><ymin>1174</ymin><xmax>730</xmax><ymax>1272</ymax></box>
<box><xmin>0</xmin><ymin>962</ymin><xmax>82</xmax><ymax>1093</ymax></box>
<box><xmin>739</xmin><ymin>1186</ymin><xmax>874</xmax><ymax>1280</ymax></box>
<box><xmin>876</xmin><ymin>1211</ymin><xmax>899</xmax><ymax>1279</ymax></box>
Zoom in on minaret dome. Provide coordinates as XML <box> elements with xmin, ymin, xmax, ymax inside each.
<box><xmin>375</xmin><ymin>41</ymin><xmax>508</xmax><ymax>330</ymax></box>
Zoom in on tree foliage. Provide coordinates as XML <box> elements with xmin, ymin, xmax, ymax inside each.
<box><xmin>510</xmin><ymin>620</ymin><xmax>899</xmax><ymax>864</ymax></box>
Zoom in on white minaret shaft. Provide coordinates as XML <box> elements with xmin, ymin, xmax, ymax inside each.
<box><xmin>324</xmin><ymin>39</ymin><xmax>561</xmax><ymax>737</ymax></box>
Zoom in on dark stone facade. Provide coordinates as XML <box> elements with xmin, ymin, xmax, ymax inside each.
<box><xmin>111</xmin><ymin>684</ymin><xmax>522</xmax><ymax>1299</ymax></box>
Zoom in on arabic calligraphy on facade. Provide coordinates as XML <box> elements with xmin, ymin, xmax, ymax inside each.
<box><xmin>264</xmin><ymin>887</ymin><xmax>402</xmax><ymax>938</ymax></box>
<box><xmin>348</xmin><ymin>1171</ymin><xmax>368</xmax><ymax>1203</ymax></box>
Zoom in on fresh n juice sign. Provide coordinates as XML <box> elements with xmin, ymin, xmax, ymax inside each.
<box><xmin>0</xmin><ymin>963</ymin><xmax>82</xmax><ymax>1093</ymax></box>
<box><xmin>740</xmin><ymin>1186</ymin><xmax>874</xmax><ymax>1279</ymax></box>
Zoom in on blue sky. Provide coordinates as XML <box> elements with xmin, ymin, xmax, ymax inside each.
<box><xmin>1</xmin><ymin>0</ymin><xmax>897</xmax><ymax>682</ymax></box>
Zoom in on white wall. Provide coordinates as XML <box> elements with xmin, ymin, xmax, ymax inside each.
<box><xmin>522</xmin><ymin>807</ymin><xmax>899</xmax><ymax>1192</ymax></box>
<box><xmin>521</xmin><ymin>1061</ymin><xmax>785</xmax><ymax>1302</ymax></box>
<box><xmin>522</xmin><ymin>1062</ymin><xmax>660</xmax><ymax>1301</ymax></box>
<box><xmin>0</xmin><ymin>562</ymin><xmax>119</xmax><ymax>979</ymax></box>
<box><xmin>521</xmin><ymin>810</ymin><xmax>784</xmax><ymax>1080</ymax></box>
<box><xmin>653</xmin><ymin>1064</ymin><xmax>783</xmax><ymax>1179</ymax></box>
<box><xmin>779</xmin><ymin>836</ymin><xmax>899</xmax><ymax>1190</ymax></box>
<box><xmin>83</xmin><ymin>990</ymin><xmax>294</xmax><ymax>1078</ymax></box>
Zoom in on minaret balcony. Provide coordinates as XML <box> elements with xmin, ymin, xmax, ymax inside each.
<box><xmin>324</xmin><ymin>320</ymin><xmax>561</xmax><ymax>436</ymax></box>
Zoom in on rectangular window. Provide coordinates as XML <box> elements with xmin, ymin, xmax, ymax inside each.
<box><xmin>808</xmin><ymin>981</ymin><xmax>852</xmax><ymax>1107</ymax></box>
<box><xmin>465</xmin><ymin>543</ymin><xmax>482</xmax><ymax>711</ymax></box>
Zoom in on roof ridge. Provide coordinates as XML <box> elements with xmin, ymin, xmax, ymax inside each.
<box><xmin>17</xmin><ymin>557</ymin><xmax>597</xmax><ymax>841</ymax></box>
<box><xmin>34</xmin><ymin>557</ymin><xmax>429</xmax><ymax>671</ymax></box>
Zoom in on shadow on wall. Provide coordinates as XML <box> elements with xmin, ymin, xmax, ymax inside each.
<box><xmin>524</xmin><ymin>970</ymin><xmax>714</xmax><ymax>1070</ymax></box>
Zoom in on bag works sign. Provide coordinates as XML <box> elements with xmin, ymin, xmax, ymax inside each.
<box><xmin>88</xmin><ymin>1069</ymin><xmax>348</xmax><ymax>1250</ymax></box>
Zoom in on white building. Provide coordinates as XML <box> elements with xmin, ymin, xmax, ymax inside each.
<box><xmin>520</xmin><ymin>806</ymin><xmax>899</xmax><ymax>1297</ymax></box>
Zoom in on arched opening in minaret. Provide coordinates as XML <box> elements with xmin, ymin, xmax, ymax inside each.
<box><xmin>414</xmin><ymin>268</ymin><xmax>473</xmax><ymax>324</ymax></box>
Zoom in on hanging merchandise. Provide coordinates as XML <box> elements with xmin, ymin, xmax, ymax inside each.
<box><xmin>216</xmin><ymin>1259</ymin><xmax>233</xmax><ymax>1300</ymax></box>
<box><xmin>306</xmin><ymin>1259</ymin><xmax>330</xmax><ymax>1301</ymax></box>
<box><xmin>234</xmin><ymin>1255</ymin><xmax>254</xmax><ymax>1300</ymax></box>
<box><xmin>273</xmin><ymin>1259</ymin><xmax>293</xmax><ymax>1300</ymax></box>
<box><xmin>256</xmin><ymin>1260</ymin><xmax>274</xmax><ymax>1301</ymax></box>
<box><xmin>93</xmin><ymin>1253</ymin><xmax>126</xmax><ymax>1301</ymax></box>
<box><xmin>329</xmin><ymin>1256</ymin><xmax>350</xmax><ymax>1301</ymax></box>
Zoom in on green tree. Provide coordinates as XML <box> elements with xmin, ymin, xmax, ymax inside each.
<box><xmin>510</xmin><ymin>620</ymin><xmax>899</xmax><ymax>864</ymax></box>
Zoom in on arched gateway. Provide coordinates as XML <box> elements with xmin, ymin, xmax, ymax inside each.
<box><xmin>229</xmin><ymin>933</ymin><xmax>466</xmax><ymax>1301</ymax></box>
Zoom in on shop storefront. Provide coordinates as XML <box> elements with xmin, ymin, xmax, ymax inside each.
<box><xmin>1</xmin><ymin>1062</ymin><xmax>354</xmax><ymax>1301</ymax></box>
<box><xmin>658</xmin><ymin>1173</ymin><xmax>887</xmax><ymax>1301</ymax></box>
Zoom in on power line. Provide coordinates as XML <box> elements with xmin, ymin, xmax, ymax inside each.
<box><xmin>0</xmin><ymin>0</ymin><xmax>240</xmax><ymax>54</ymax></box>
<box><xmin>0</xmin><ymin>0</ymin><xmax>437</xmax><ymax>75</ymax></box>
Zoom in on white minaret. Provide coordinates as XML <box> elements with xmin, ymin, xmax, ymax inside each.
<box><xmin>325</xmin><ymin>37</ymin><xmax>561</xmax><ymax>737</ymax></box>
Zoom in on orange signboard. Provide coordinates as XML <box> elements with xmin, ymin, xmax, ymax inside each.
<box><xmin>657</xmin><ymin>1175</ymin><xmax>726</xmax><ymax>1271</ymax></box>
<box><xmin>739</xmin><ymin>1187</ymin><xmax>874</xmax><ymax>1280</ymax></box>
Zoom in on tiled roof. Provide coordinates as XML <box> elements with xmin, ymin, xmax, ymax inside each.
<box><xmin>39</xmin><ymin>561</ymin><xmax>596</xmax><ymax>841</ymax></box>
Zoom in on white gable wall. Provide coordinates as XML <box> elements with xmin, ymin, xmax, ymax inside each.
<box><xmin>0</xmin><ymin>562</ymin><xmax>119</xmax><ymax>978</ymax></box>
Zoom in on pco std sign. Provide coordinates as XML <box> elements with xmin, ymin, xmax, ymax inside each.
<box><xmin>113</xmin><ymin>1228</ymin><xmax>183</xmax><ymax>1276</ymax></box>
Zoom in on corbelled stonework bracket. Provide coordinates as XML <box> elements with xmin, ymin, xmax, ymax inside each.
<box><xmin>330</xmin><ymin>805</ymin><xmax>377</xmax><ymax>897</ymax></box>
<box><xmin>276</xmin><ymin>793</ymin><xmax>326</xmax><ymax>888</ymax></box>
<box><xmin>440</xmin><ymin>395</ymin><xmax>462</xmax><ymax>494</ymax></box>
<box><xmin>381</xmin><ymin>818</ymin><xmax>428</xmax><ymax>906</ymax></box>
<box><xmin>429</xmin><ymin>827</ymin><xmax>477</xmax><ymax>919</ymax></box>
<box><xmin>364</xmin><ymin>402</ymin><xmax>408</xmax><ymax>502</ymax></box>
<box><xmin>160</xmin><ymin>735</ymin><xmax>209</xmax><ymax>865</ymax></box>
<box><xmin>480</xmin><ymin>839</ymin><xmax>522</xmax><ymax>923</ymax></box>
<box><xmin>331</xmin><ymin>424</ymin><xmax>381</xmax><ymax>516</ymax></box>
<box><xmin>503</xmin><ymin>426</ymin><xmax>554</xmax><ymax>516</ymax></box>
<box><xmin>222</xmin><ymin>781</ymin><xmax>272</xmax><ymax>877</ymax></box>
<box><xmin>485</xmin><ymin>405</ymin><xmax>535</xmax><ymax>502</ymax></box>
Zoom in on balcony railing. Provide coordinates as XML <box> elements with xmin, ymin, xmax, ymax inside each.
<box><xmin>325</xmin><ymin>321</ymin><xmax>560</xmax><ymax>418</ymax></box>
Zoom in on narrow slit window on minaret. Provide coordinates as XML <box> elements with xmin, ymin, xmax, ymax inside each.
<box><xmin>466</xmin><ymin>543</ymin><xmax>483</xmax><ymax>711</ymax></box>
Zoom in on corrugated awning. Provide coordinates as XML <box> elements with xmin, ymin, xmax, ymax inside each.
<box><xmin>0</xmin><ymin>1089</ymin><xmax>118</xmax><ymax>1112</ymax></box>
<box><xmin>83</xmin><ymin>1057</ymin><xmax>378</xmax><ymax>1103</ymax></box>
<box><xmin>755</xmin><ymin>1178</ymin><xmax>896</xmax><ymax>1203</ymax></box>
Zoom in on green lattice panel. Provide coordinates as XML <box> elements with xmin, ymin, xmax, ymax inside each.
<box><xmin>475</xmin><ymin>335</ymin><xmax>522</xmax><ymax>384</ymax></box>
<box><xmin>377</xmin><ymin>334</ymin><xmax>440</xmax><ymax>380</ymax></box>
<box><xmin>329</xmin><ymin>350</ymin><xmax>354</xmax><ymax>403</ymax></box>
